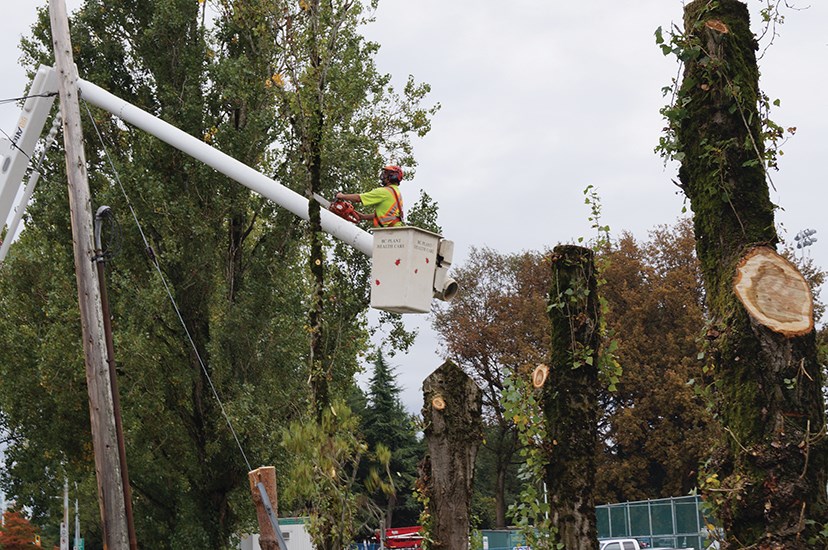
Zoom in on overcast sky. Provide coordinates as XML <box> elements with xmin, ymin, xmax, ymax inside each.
<box><xmin>1</xmin><ymin>1</ymin><xmax>826</xmax><ymax>416</ymax></box>
<box><xmin>364</xmin><ymin>0</ymin><xmax>828</xmax><ymax>412</ymax></box>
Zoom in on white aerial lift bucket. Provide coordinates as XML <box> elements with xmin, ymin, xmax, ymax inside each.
<box><xmin>370</xmin><ymin>226</ymin><xmax>457</xmax><ymax>314</ymax></box>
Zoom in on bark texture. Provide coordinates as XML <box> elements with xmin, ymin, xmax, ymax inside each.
<box><xmin>544</xmin><ymin>245</ymin><xmax>599</xmax><ymax>550</ymax></box>
<box><xmin>248</xmin><ymin>467</ymin><xmax>280</xmax><ymax>550</ymax></box>
<box><xmin>421</xmin><ymin>361</ymin><xmax>483</xmax><ymax>550</ymax></box>
<box><xmin>677</xmin><ymin>1</ymin><xmax>828</xmax><ymax>545</ymax></box>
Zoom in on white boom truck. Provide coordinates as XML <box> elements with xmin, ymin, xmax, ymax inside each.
<box><xmin>0</xmin><ymin>65</ymin><xmax>457</xmax><ymax>313</ymax></box>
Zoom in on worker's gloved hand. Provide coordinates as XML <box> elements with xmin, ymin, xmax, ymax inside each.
<box><xmin>335</xmin><ymin>192</ymin><xmax>344</xmax><ymax>200</ymax></box>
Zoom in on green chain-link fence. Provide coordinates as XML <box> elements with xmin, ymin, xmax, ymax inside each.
<box><xmin>597</xmin><ymin>495</ymin><xmax>717</xmax><ymax>549</ymax></box>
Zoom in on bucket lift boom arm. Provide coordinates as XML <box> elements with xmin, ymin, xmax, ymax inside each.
<box><xmin>0</xmin><ymin>66</ymin><xmax>456</xmax><ymax>311</ymax></box>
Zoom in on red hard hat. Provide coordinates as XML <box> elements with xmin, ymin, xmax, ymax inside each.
<box><xmin>382</xmin><ymin>165</ymin><xmax>404</xmax><ymax>183</ymax></box>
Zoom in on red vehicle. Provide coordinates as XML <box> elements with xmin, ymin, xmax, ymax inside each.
<box><xmin>375</xmin><ymin>526</ymin><xmax>423</xmax><ymax>549</ymax></box>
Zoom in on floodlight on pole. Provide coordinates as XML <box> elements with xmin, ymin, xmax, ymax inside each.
<box><xmin>795</xmin><ymin>228</ymin><xmax>818</xmax><ymax>249</ymax></box>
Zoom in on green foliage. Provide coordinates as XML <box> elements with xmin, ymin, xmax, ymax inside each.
<box><xmin>654</xmin><ymin>5</ymin><xmax>795</xmax><ymax>176</ymax></box>
<box><xmin>240</xmin><ymin>0</ymin><xmax>439</xmax><ymax>419</ymax></box>
<box><xmin>573</xmin><ymin>186</ymin><xmax>621</xmax><ymax>391</ymax></box>
<box><xmin>405</xmin><ymin>190</ymin><xmax>442</xmax><ymax>235</ymax></box>
<box><xmin>372</xmin><ymin>310</ymin><xmax>418</xmax><ymax>357</ymax></box>
<box><xmin>1</xmin><ymin>0</ymin><xmax>437</xmax><ymax>548</ymax></box>
<box><xmin>282</xmin><ymin>401</ymin><xmax>376</xmax><ymax>550</ymax></box>
<box><xmin>471</xmin><ymin>424</ymin><xmax>521</xmax><ymax>530</ymax></box>
<box><xmin>469</xmin><ymin>528</ymin><xmax>484</xmax><ymax>550</ymax></box>
<box><xmin>414</xmin><ymin>475</ymin><xmax>433</xmax><ymax>550</ymax></box>
<box><xmin>258</xmin><ymin>0</ymin><xmax>439</xmax><ymax>196</ymax></box>
<box><xmin>579</xmin><ymin>185</ymin><xmax>611</xmax><ymax>249</ymax></box>
<box><xmin>804</xmin><ymin>518</ymin><xmax>828</xmax><ymax>547</ymax></box>
<box><xmin>501</xmin><ymin>373</ymin><xmax>560</xmax><ymax>549</ymax></box>
<box><xmin>360</xmin><ymin>352</ymin><xmax>423</xmax><ymax>527</ymax></box>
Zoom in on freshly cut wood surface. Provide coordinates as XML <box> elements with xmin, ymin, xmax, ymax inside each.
<box><xmin>532</xmin><ymin>364</ymin><xmax>549</xmax><ymax>388</ymax></box>
<box><xmin>733</xmin><ymin>246</ymin><xmax>813</xmax><ymax>337</ymax></box>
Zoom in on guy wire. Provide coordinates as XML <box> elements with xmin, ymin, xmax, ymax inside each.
<box><xmin>82</xmin><ymin>99</ymin><xmax>253</xmax><ymax>473</ymax></box>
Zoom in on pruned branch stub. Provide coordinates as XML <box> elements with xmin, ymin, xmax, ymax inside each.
<box><xmin>732</xmin><ymin>246</ymin><xmax>814</xmax><ymax>337</ymax></box>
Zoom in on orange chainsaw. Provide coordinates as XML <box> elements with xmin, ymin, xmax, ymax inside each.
<box><xmin>313</xmin><ymin>193</ymin><xmax>361</xmax><ymax>224</ymax></box>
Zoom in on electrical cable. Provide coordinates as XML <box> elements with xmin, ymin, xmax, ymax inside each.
<box><xmin>0</xmin><ymin>92</ymin><xmax>61</xmax><ymax>161</ymax></box>
<box><xmin>0</xmin><ymin>92</ymin><xmax>58</xmax><ymax>105</ymax></box>
<box><xmin>0</xmin><ymin>127</ymin><xmax>34</xmax><ymax>165</ymax></box>
<box><xmin>81</xmin><ymin>99</ymin><xmax>253</xmax><ymax>473</ymax></box>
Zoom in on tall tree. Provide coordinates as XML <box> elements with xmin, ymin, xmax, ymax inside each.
<box><xmin>362</xmin><ymin>352</ymin><xmax>425</xmax><ymax>527</ymax></box>
<box><xmin>245</xmin><ymin>0</ymin><xmax>439</xmax><ymax>419</ymax></box>
<box><xmin>3</xmin><ymin>1</ymin><xmax>308</xmax><ymax>546</ymax></box>
<box><xmin>432</xmin><ymin>247</ymin><xmax>550</xmax><ymax>528</ymax></box>
<box><xmin>1</xmin><ymin>1</ymin><xmax>435</xmax><ymax>548</ymax></box>
<box><xmin>664</xmin><ymin>0</ymin><xmax>828</xmax><ymax>544</ymax></box>
<box><xmin>361</xmin><ymin>352</ymin><xmax>423</xmax><ymax>528</ymax></box>
<box><xmin>224</xmin><ymin>2</ymin><xmax>438</xmax><ymax>546</ymax></box>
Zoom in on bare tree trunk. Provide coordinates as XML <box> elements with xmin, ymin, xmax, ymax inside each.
<box><xmin>494</xmin><ymin>460</ymin><xmax>508</xmax><ymax>530</ymax></box>
<box><xmin>421</xmin><ymin>361</ymin><xmax>483</xmax><ymax>550</ymax></box>
<box><xmin>543</xmin><ymin>245</ymin><xmax>599</xmax><ymax>550</ymax></box>
<box><xmin>676</xmin><ymin>1</ymin><xmax>828</xmax><ymax>545</ymax></box>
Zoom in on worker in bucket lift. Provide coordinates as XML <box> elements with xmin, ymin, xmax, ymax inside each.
<box><xmin>336</xmin><ymin>165</ymin><xmax>404</xmax><ymax>227</ymax></box>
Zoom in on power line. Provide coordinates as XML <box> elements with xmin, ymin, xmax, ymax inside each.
<box><xmin>0</xmin><ymin>92</ymin><xmax>59</xmax><ymax>106</ymax></box>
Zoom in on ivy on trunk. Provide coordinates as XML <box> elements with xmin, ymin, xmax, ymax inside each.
<box><xmin>675</xmin><ymin>0</ymin><xmax>828</xmax><ymax>545</ymax></box>
<box><xmin>544</xmin><ymin>245</ymin><xmax>599</xmax><ymax>550</ymax></box>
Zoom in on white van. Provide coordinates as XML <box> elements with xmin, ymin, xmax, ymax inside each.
<box><xmin>599</xmin><ymin>539</ymin><xmax>642</xmax><ymax>550</ymax></box>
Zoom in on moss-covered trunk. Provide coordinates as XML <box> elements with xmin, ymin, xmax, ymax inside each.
<box><xmin>306</xmin><ymin>0</ymin><xmax>330</xmax><ymax>425</ymax></box>
<box><xmin>421</xmin><ymin>361</ymin><xmax>483</xmax><ymax>550</ymax></box>
<box><xmin>676</xmin><ymin>1</ymin><xmax>828</xmax><ymax>545</ymax></box>
<box><xmin>544</xmin><ymin>245</ymin><xmax>599</xmax><ymax>550</ymax></box>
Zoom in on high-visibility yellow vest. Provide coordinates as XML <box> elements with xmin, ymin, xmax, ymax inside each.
<box><xmin>360</xmin><ymin>185</ymin><xmax>404</xmax><ymax>227</ymax></box>
<box><xmin>374</xmin><ymin>185</ymin><xmax>404</xmax><ymax>227</ymax></box>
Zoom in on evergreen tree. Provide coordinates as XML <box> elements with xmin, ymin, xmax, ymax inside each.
<box><xmin>361</xmin><ymin>352</ymin><xmax>423</xmax><ymax>527</ymax></box>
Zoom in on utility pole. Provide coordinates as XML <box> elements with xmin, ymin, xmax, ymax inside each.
<box><xmin>74</xmin><ymin>483</ymin><xmax>81</xmax><ymax>550</ymax></box>
<box><xmin>62</xmin><ymin>479</ymin><xmax>69</xmax><ymax>550</ymax></box>
<box><xmin>49</xmin><ymin>0</ymin><xmax>129</xmax><ymax>547</ymax></box>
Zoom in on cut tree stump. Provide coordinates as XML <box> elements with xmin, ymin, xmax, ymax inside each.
<box><xmin>421</xmin><ymin>361</ymin><xmax>483</xmax><ymax>550</ymax></box>
<box><xmin>249</xmin><ymin>466</ymin><xmax>281</xmax><ymax>550</ymax></box>
<box><xmin>732</xmin><ymin>246</ymin><xmax>813</xmax><ymax>337</ymax></box>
